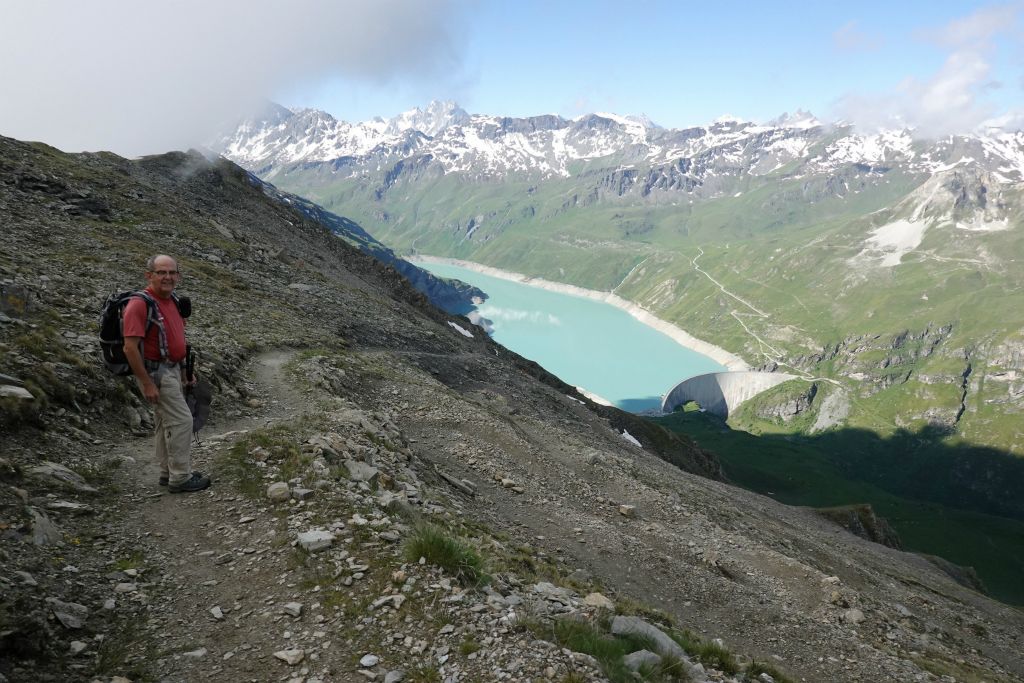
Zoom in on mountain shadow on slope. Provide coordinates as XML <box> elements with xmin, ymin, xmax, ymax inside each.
<box><xmin>654</xmin><ymin>410</ymin><xmax>1024</xmax><ymax>605</ymax></box>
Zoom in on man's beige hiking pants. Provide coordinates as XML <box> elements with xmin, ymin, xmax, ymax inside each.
<box><xmin>148</xmin><ymin>366</ymin><xmax>192</xmax><ymax>486</ymax></box>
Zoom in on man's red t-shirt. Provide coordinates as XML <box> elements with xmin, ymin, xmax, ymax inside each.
<box><xmin>122</xmin><ymin>288</ymin><xmax>187</xmax><ymax>363</ymax></box>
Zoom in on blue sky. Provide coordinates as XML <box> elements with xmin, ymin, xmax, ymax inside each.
<box><xmin>1</xmin><ymin>0</ymin><xmax>1022</xmax><ymax>155</ymax></box>
<box><xmin>289</xmin><ymin>1</ymin><xmax>1024</xmax><ymax>131</ymax></box>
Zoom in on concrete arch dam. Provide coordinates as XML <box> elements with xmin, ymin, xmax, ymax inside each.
<box><xmin>661</xmin><ymin>371</ymin><xmax>798</xmax><ymax>417</ymax></box>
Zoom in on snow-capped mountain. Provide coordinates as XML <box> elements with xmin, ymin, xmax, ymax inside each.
<box><xmin>216</xmin><ymin>100</ymin><xmax>1024</xmax><ymax>188</ymax></box>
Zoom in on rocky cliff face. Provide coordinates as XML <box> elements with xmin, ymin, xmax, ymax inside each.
<box><xmin>2</xmin><ymin>135</ymin><xmax>1023</xmax><ymax>683</ymax></box>
<box><xmin>251</xmin><ymin>175</ymin><xmax>485</xmax><ymax>312</ymax></box>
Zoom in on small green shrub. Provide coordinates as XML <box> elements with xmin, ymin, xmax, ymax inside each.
<box><xmin>404</xmin><ymin>524</ymin><xmax>487</xmax><ymax>586</ymax></box>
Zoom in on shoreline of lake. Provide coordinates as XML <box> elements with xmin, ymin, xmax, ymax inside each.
<box><xmin>411</xmin><ymin>255</ymin><xmax>749</xmax><ymax>372</ymax></box>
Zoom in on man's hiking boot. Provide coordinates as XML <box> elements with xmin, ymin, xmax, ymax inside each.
<box><xmin>168</xmin><ymin>472</ymin><xmax>211</xmax><ymax>493</ymax></box>
<box><xmin>160</xmin><ymin>470</ymin><xmax>203</xmax><ymax>487</ymax></box>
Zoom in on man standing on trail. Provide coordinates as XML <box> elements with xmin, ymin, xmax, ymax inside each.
<box><xmin>123</xmin><ymin>254</ymin><xmax>210</xmax><ymax>493</ymax></box>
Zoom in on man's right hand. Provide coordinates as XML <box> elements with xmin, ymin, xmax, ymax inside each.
<box><xmin>142</xmin><ymin>381</ymin><xmax>160</xmax><ymax>404</ymax></box>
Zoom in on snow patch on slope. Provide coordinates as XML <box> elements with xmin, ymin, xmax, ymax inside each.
<box><xmin>447</xmin><ymin>321</ymin><xmax>474</xmax><ymax>338</ymax></box>
<box><xmin>822</xmin><ymin>130</ymin><xmax>915</xmax><ymax>166</ymax></box>
<box><xmin>858</xmin><ymin>220</ymin><xmax>929</xmax><ymax>267</ymax></box>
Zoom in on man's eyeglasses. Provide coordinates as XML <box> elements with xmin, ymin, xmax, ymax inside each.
<box><xmin>149</xmin><ymin>270</ymin><xmax>180</xmax><ymax>277</ymax></box>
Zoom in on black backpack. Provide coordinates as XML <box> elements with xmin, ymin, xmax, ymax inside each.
<box><xmin>99</xmin><ymin>291</ymin><xmax>191</xmax><ymax>375</ymax></box>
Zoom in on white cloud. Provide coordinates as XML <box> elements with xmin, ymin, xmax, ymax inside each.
<box><xmin>833</xmin><ymin>20</ymin><xmax>883</xmax><ymax>52</ymax></box>
<box><xmin>478</xmin><ymin>305</ymin><xmax>562</xmax><ymax>326</ymax></box>
<box><xmin>0</xmin><ymin>0</ymin><xmax>471</xmax><ymax>156</ymax></box>
<box><xmin>833</xmin><ymin>4</ymin><xmax>1023</xmax><ymax>137</ymax></box>
<box><xmin>924</xmin><ymin>3</ymin><xmax>1022</xmax><ymax>47</ymax></box>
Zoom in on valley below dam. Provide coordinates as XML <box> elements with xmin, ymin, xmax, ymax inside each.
<box><xmin>417</xmin><ymin>258</ymin><xmax>1024</xmax><ymax>606</ymax></box>
<box><xmin>416</xmin><ymin>258</ymin><xmax>734</xmax><ymax>411</ymax></box>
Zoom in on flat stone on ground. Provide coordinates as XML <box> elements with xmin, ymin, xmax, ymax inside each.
<box><xmin>297</xmin><ymin>529</ymin><xmax>335</xmax><ymax>552</ymax></box>
<box><xmin>267</xmin><ymin>481</ymin><xmax>291</xmax><ymax>503</ymax></box>
<box><xmin>274</xmin><ymin>649</ymin><xmax>305</xmax><ymax>665</ymax></box>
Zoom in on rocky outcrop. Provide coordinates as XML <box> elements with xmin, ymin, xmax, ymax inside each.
<box><xmin>814</xmin><ymin>504</ymin><xmax>902</xmax><ymax>550</ymax></box>
<box><xmin>794</xmin><ymin>324</ymin><xmax>955</xmax><ymax>397</ymax></box>
<box><xmin>755</xmin><ymin>383</ymin><xmax>818</xmax><ymax>422</ymax></box>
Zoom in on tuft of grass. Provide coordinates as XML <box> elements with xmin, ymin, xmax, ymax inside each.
<box><xmin>0</xmin><ymin>392</ymin><xmax>44</xmax><ymax>430</ymax></box>
<box><xmin>692</xmin><ymin>641</ymin><xmax>739</xmax><ymax>675</ymax></box>
<box><xmin>94</xmin><ymin>616</ymin><xmax>157</xmax><ymax>682</ymax></box>
<box><xmin>616</xmin><ymin>595</ymin><xmax>675</xmax><ymax>625</ymax></box>
<box><xmin>638</xmin><ymin>653</ymin><xmax>694</xmax><ymax>682</ymax></box>
<box><xmin>550</xmin><ymin>619</ymin><xmax>632</xmax><ymax>682</ymax></box>
<box><xmin>744</xmin><ymin>661</ymin><xmax>797</xmax><ymax>683</ymax></box>
<box><xmin>113</xmin><ymin>550</ymin><xmax>145</xmax><ymax>571</ymax></box>
<box><xmin>523</xmin><ymin>613</ymin><xmax>704</xmax><ymax>682</ymax></box>
<box><xmin>403</xmin><ymin>524</ymin><xmax>487</xmax><ymax>586</ymax></box>
<box><xmin>525</xmin><ymin>618</ymin><xmax>636</xmax><ymax>683</ymax></box>
<box><xmin>459</xmin><ymin>637</ymin><xmax>482</xmax><ymax>656</ymax></box>
<box><xmin>909</xmin><ymin>653</ymin><xmax>996</xmax><ymax>683</ymax></box>
<box><xmin>668</xmin><ymin>628</ymin><xmax>739</xmax><ymax>675</ymax></box>
<box><xmin>285</xmin><ymin>547</ymin><xmax>310</xmax><ymax>571</ymax></box>
<box><xmin>217</xmin><ymin>424</ymin><xmax>301</xmax><ymax>499</ymax></box>
<box><xmin>407</xmin><ymin>665</ymin><xmax>442</xmax><ymax>683</ymax></box>
<box><xmin>320</xmin><ymin>588</ymin><xmax>350</xmax><ymax>612</ymax></box>
<box><xmin>75</xmin><ymin>458</ymin><xmax>122</xmax><ymax>486</ymax></box>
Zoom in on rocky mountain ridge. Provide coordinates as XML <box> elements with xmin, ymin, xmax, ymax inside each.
<box><xmin>3</xmin><ymin>135</ymin><xmax>1024</xmax><ymax>682</ymax></box>
<box><xmin>218</xmin><ymin>101</ymin><xmax>1024</xmax><ymax>192</ymax></box>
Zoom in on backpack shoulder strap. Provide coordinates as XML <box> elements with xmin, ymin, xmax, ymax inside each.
<box><xmin>132</xmin><ymin>290</ymin><xmax>170</xmax><ymax>362</ymax></box>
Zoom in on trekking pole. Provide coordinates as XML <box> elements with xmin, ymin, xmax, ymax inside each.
<box><xmin>184</xmin><ymin>344</ymin><xmax>203</xmax><ymax>446</ymax></box>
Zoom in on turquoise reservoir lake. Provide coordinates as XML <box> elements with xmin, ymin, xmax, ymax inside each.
<box><xmin>419</xmin><ymin>261</ymin><xmax>726</xmax><ymax>412</ymax></box>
